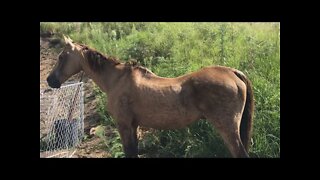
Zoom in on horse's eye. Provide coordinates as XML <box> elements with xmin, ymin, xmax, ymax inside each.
<box><xmin>59</xmin><ymin>53</ymin><xmax>69</xmax><ymax>60</ymax></box>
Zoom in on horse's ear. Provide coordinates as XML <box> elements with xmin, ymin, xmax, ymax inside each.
<box><xmin>67</xmin><ymin>36</ymin><xmax>73</xmax><ymax>43</ymax></box>
<box><xmin>63</xmin><ymin>35</ymin><xmax>75</xmax><ymax>51</ymax></box>
<box><xmin>63</xmin><ymin>35</ymin><xmax>69</xmax><ymax>45</ymax></box>
<box><xmin>63</xmin><ymin>35</ymin><xmax>68</xmax><ymax>43</ymax></box>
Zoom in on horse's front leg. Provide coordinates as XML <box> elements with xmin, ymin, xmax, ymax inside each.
<box><xmin>111</xmin><ymin>96</ymin><xmax>138</xmax><ymax>158</ymax></box>
<box><xmin>118</xmin><ymin>122</ymin><xmax>138</xmax><ymax>158</ymax></box>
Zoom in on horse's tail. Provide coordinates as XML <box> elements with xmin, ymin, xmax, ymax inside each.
<box><xmin>234</xmin><ymin>70</ymin><xmax>254</xmax><ymax>152</ymax></box>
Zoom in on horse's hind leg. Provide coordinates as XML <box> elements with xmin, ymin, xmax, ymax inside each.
<box><xmin>206</xmin><ymin>115</ymin><xmax>249</xmax><ymax>158</ymax></box>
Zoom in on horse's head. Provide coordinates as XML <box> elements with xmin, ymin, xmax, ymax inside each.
<box><xmin>47</xmin><ymin>36</ymin><xmax>83</xmax><ymax>88</ymax></box>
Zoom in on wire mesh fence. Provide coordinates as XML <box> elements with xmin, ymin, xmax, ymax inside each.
<box><xmin>40</xmin><ymin>81</ymin><xmax>84</xmax><ymax>158</ymax></box>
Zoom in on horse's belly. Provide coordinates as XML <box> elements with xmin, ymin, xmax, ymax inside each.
<box><xmin>134</xmin><ymin>106</ymin><xmax>200</xmax><ymax>129</ymax></box>
<box><xmin>132</xmin><ymin>85</ymin><xmax>201</xmax><ymax>129</ymax></box>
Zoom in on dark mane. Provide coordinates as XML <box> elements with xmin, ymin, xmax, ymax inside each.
<box><xmin>135</xmin><ymin>66</ymin><xmax>155</xmax><ymax>76</ymax></box>
<box><xmin>125</xmin><ymin>59</ymin><xmax>155</xmax><ymax>77</ymax></box>
<box><xmin>77</xmin><ymin>43</ymin><xmax>120</xmax><ymax>72</ymax></box>
<box><xmin>76</xmin><ymin>43</ymin><xmax>154</xmax><ymax>76</ymax></box>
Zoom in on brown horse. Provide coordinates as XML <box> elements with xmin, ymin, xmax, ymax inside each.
<box><xmin>47</xmin><ymin>36</ymin><xmax>254</xmax><ymax>158</ymax></box>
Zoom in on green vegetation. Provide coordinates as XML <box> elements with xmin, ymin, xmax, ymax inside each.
<box><xmin>41</xmin><ymin>22</ymin><xmax>280</xmax><ymax>158</ymax></box>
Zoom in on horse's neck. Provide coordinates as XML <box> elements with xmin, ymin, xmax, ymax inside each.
<box><xmin>81</xmin><ymin>57</ymin><xmax>123</xmax><ymax>93</ymax></box>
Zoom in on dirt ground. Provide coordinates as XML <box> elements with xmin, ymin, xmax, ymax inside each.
<box><xmin>40</xmin><ymin>34</ymin><xmax>111</xmax><ymax>158</ymax></box>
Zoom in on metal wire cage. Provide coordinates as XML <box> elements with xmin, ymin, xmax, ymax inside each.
<box><xmin>40</xmin><ymin>81</ymin><xmax>84</xmax><ymax>158</ymax></box>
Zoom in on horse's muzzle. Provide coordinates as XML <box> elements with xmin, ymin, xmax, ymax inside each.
<box><xmin>47</xmin><ymin>75</ymin><xmax>61</xmax><ymax>88</ymax></box>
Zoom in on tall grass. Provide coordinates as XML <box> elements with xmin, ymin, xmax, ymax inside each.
<box><xmin>40</xmin><ymin>22</ymin><xmax>280</xmax><ymax>158</ymax></box>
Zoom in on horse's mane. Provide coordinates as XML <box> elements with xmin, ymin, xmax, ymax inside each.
<box><xmin>76</xmin><ymin>43</ymin><xmax>120</xmax><ymax>72</ymax></box>
<box><xmin>76</xmin><ymin>43</ymin><xmax>155</xmax><ymax>76</ymax></box>
<box><xmin>125</xmin><ymin>60</ymin><xmax>156</xmax><ymax>77</ymax></box>
<box><xmin>136</xmin><ymin>66</ymin><xmax>156</xmax><ymax>76</ymax></box>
